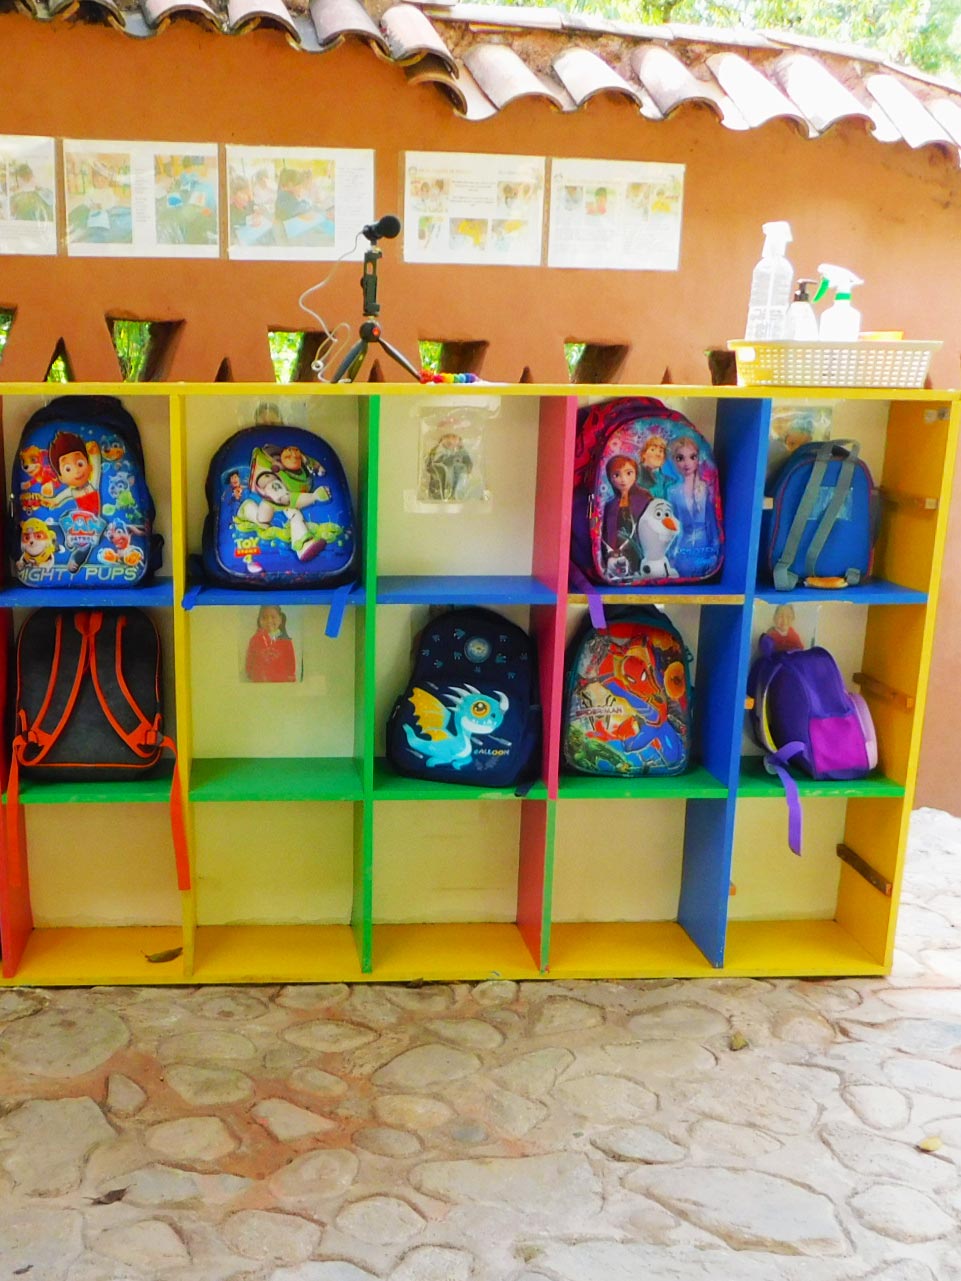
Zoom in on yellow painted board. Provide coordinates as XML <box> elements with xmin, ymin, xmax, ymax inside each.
<box><xmin>548</xmin><ymin>922</ymin><xmax>718</xmax><ymax>978</ymax></box>
<box><xmin>191</xmin><ymin>924</ymin><xmax>366</xmax><ymax>983</ymax></box>
<box><xmin>372</xmin><ymin>924</ymin><xmax>542</xmax><ymax>980</ymax></box>
<box><xmin>722</xmin><ymin>919</ymin><xmax>886</xmax><ymax>975</ymax></box>
<box><xmin>1</xmin><ymin>927</ymin><xmax>186</xmax><ymax>986</ymax></box>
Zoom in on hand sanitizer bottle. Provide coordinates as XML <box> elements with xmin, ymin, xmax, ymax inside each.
<box><xmin>783</xmin><ymin>279</ymin><xmax>819</xmax><ymax>340</ymax></box>
<box><xmin>745</xmin><ymin>221</ymin><xmax>794</xmax><ymax>340</ymax></box>
<box><xmin>814</xmin><ymin>265</ymin><xmax>863</xmax><ymax>341</ymax></box>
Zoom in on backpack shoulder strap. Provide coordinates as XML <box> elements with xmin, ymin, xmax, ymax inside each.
<box><xmin>13</xmin><ymin>613</ymin><xmax>90</xmax><ymax>767</ymax></box>
<box><xmin>773</xmin><ymin>441</ymin><xmax>860</xmax><ymax>591</ymax></box>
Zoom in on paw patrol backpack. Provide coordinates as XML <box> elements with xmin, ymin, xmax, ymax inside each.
<box><xmin>571</xmin><ymin>398</ymin><xmax>724</xmax><ymax>587</ymax></box>
<box><xmin>10</xmin><ymin>396</ymin><xmax>160</xmax><ymax>587</ymax></box>
<box><xmin>386</xmin><ymin>608</ymin><xmax>541</xmax><ymax>788</ymax></box>
<box><xmin>202</xmin><ymin>425</ymin><xmax>356</xmax><ymax>588</ymax></box>
<box><xmin>562</xmin><ymin>607</ymin><xmax>693</xmax><ymax>777</ymax></box>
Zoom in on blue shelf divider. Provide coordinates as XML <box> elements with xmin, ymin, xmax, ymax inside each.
<box><xmin>0</xmin><ymin>577</ymin><xmax>174</xmax><ymax>608</ymax></box>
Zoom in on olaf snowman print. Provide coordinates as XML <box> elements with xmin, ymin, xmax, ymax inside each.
<box><xmin>602</xmin><ymin>445</ymin><xmax>681</xmax><ymax>581</ymax></box>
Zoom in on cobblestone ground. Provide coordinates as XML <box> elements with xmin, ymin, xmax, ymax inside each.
<box><xmin>2</xmin><ymin>809</ymin><xmax>961</xmax><ymax>1280</ymax></box>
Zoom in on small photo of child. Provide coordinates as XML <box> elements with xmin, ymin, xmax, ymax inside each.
<box><xmin>241</xmin><ymin>605</ymin><xmax>302</xmax><ymax>683</ymax></box>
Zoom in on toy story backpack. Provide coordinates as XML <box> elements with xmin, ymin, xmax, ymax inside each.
<box><xmin>10</xmin><ymin>396</ymin><xmax>160</xmax><ymax>587</ymax></box>
<box><xmin>202</xmin><ymin>425</ymin><xmax>356</xmax><ymax>588</ymax></box>
<box><xmin>562</xmin><ymin>607</ymin><xmax>693</xmax><ymax>777</ymax></box>
<box><xmin>571</xmin><ymin>398</ymin><xmax>724</xmax><ymax>587</ymax></box>
<box><xmin>386</xmin><ymin>608</ymin><xmax>541</xmax><ymax>788</ymax></box>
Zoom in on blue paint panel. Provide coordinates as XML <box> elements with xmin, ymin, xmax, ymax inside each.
<box><xmin>377</xmin><ymin>575</ymin><xmax>556</xmax><ymax>605</ymax></box>
<box><xmin>0</xmin><ymin>577</ymin><xmax>174</xmax><ymax>608</ymax></box>
<box><xmin>679</xmin><ymin>797</ymin><xmax>735</xmax><ymax>968</ymax></box>
<box><xmin>713</xmin><ymin>398</ymin><xmax>771</xmax><ymax>594</ymax></box>
<box><xmin>694</xmin><ymin>605</ymin><xmax>748</xmax><ymax>790</ymax></box>
<box><xmin>183</xmin><ymin>583</ymin><xmax>365</xmax><ymax>609</ymax></box>
<box><xmin>755</xmin><ymin>579</ymin><xmax>926</xmax><ymax>605</ymax></box>
<box><xmin>569</xmin><ymin>584</ymin><xmax>744</xmax><ymax>601</ymax></box>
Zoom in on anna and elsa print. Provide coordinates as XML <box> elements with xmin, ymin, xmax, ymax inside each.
<box><xmin>597</xmin><ymin>428</ymin><xmax>722</xmax><ymax>584</ymax></box>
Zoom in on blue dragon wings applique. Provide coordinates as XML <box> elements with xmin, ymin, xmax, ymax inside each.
<box><xmin>403</xmin><ymin>684</ymin><xmax>509</xmax><ymax>769</ymax></box>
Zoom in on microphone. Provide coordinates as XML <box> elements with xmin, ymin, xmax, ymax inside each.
<box><xmin>362</xmin><ymin>214</ymin><xmax>402</xmax><ymax>242</ymax></box>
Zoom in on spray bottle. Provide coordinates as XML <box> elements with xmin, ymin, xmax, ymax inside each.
<box><xmin>783</xmin><ymin>279</ymin><xmax>819</xmax><ymax>341</ymax></box>
<box><xmin>745</xmin><ymin>221</ymin><xmax>794</xmax><ymax>341</ymax></box>
<box><xmin>815</xmin><ymin>265</ymin><xmax>863</xmax><ymax>341</ymax></box>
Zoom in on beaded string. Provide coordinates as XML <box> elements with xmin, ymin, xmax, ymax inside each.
<box><xmin>418</xmin><ymin>370</ymin><xmax>482</xmax><ymax>384</ymax></box>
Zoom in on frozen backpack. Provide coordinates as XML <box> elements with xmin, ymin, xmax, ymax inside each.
<box><xmin>202</xmin><ymin>425</ymin><xmax>356</xmax><ymax>588</ymax></box>
<box><xmin>5</xmin><ymin>608</ymin><xmax>189</xmax><ymax>891</ymax></box>
<box><xmin>386</xmin><ymin>608</ymin><xmax>541</xmax><ymax>788</ymax></box>
<box><xmin>10</xmin><ymin>395</ymin><xmax>160</xmax><ymax>587</ymax></box>
<box><xmin>563</xmin><ymin>606</ymin><xmax>692</xmax><ymax>777</ymax></box>
<box><xmin>749</xmin><ymin>635</ymin><xmax>877</xmax><ymax>853</ymax></box>
<box><xmin>571</xmin><ymin>398</ymin><xmax>724</xmax><ymax>587</ymax></box>
<box><xmin>761</xmin><ymin>440</ymin><xmax>879</xmax><ymax>590</ymax></box>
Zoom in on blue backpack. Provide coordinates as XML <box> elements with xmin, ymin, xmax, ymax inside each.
<box><xmin>202</xmin><ymin>425</ymin><xmax>357</xmax><ymax>587</ymax></box>
<box><xmin>386</xmin><ymin>608</ymin><xmax>541</xmax><ymax>788</ymax></box>
<box><xmin>10</xmin><ymin>395</ymin><xmax>161</xmax><ymax>587</ymax></box>
<box><xmin>562</xmin><ymin>606</ymin><xmax>692</xmax><ymax>776</ymax></box>
<box><xmin>761</xmin><ymin>440</ymin><xmax>879</xmax><ymax>590</ymax></box>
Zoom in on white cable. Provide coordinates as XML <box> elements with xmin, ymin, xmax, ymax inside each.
<box><xmin>297</xmin><ymin>231</ymin><xmax>363</xmax><ymax>380</ymax></box>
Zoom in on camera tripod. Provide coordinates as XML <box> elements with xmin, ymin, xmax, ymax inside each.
<box><xmin>331</xmin><ymin>216</ymin><xmax>419</xmax><ymax>383</ymax></box>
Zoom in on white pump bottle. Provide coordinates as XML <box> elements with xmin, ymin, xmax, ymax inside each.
<box><xmin>745</xmin><ymin>221</ymin><xmax>794</xmax><ymax>341</ymax></box>
<box><xmin>815</xmin><ymin>264</ymin><xmax>863</xmax><ymax>341</ymax></box>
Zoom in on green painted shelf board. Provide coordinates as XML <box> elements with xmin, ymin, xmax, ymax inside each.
<box><xmin>190</xmin><ymin>757</ymin><xmax>364</xmax><ymax>802</ymax></box>
<box><xmin>557</xmin><ymin>766</ymin><xmax>728</xmax><ymax>800</ymax></box>
<box><xmin>737</xmin><ymin>756</ymin><xmax>905</xmax><ymax>798</ymax></box>
<box><xmin>4</xmin><ymin>762</ymin><xmax>174</xmax><ymax>804</ymax></box>
<box><xmin>372</xmin><ymin>758</ymin><xmax>548</xmax><ymax>801</ymax></box>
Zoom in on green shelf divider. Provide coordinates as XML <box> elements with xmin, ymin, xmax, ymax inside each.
<box><xmin>557</xmin><ymin>765</ymin><xmax>728</xmax><ymax>800</ymax></box>
<box><xmin>190</xmin><ymin>757</ymin><xmax>364</xmax><ymax>802</ymax></box>
<box><xmin>737</xmin><ymin>756</ymin><xmax>905</xmax><ymax>798</ymax></box>
<box><xmin>5</xmin><ymin>763</ymin><xmax>175</xmax><ymax>805</ymax></box>
<box><xmin>372</xmin><ymin>758</ymin><xmax>548</xmax><ymax>801</ymax></box>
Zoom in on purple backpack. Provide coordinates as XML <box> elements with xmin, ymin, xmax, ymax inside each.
<box><xmin>749</xmin><ymin>636</ymin><xmax>877</xmax><ymax>854</ymax></box>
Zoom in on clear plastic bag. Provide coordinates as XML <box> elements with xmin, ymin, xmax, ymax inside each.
<box><xmin>408</xmin><ymin>397</ymin><xmax>498</xmax><ymax>513</ymax></box>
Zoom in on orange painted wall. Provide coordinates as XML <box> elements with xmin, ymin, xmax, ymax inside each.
<box><xmin>0</xmin><ymin>15</ymin><xmax>959</xmax><ymax>805</ymax></box>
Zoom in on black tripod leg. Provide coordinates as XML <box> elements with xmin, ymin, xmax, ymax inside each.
<box><xmin>331</xmin><ymin>340</ymin><xmax>368</xmax><ymax>384</ymax></box>
<box><xmin>377</xmin><ymin>336</ymin><xmax>421</xmax><ymax>381</ymax></box>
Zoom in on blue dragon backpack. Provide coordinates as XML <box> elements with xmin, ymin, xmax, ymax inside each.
<box><xmin>761</xmin><ymin>440</ymin><xmax>879</xmax><ymax>590</ymax></box>
<box><xmin>10</xmin><ymin>395</ymin><xmax>161</xmax><ymax>587</ymax></box>
<box><xmin>562</xmin><ymin>606</ymin><xmax>692</xmax><ymax>777</ymax></box>
<box><xmin>201</xmin><ymin>425</ymin><xmax>356</xmax><ymax>587</ymax></box>
<box><xmin>386</xmin><ymin>608</ymin><xmax>541</xmax><ymax>788</ymax></box>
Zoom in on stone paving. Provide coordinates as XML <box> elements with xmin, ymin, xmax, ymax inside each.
<box><xmin>2</xmin><ymin>808</ymin><xmax>961</xmax><ymax>1280</ymax></box>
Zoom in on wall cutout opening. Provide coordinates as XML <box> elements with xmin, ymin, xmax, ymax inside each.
<box><xmin>108</xmin><ymin>318</ymin><xmax>183</xmax><ymax>382</ymax></box>
<box><xmin>419</xmin><ymin>340</ymin><xmax>489</xmax><ymax>377</ymax></box>
<box><xmin>268</xmin><ymin>330</ymin><xmax>330</xmax><ymax>383</ymax></box>
<box><xmin>46</xmin><ymin>340</ymin><xmax>73</xmax><ymax>383</ymax></box>
<box><xmin>566</xmin><ymin>342</ymin><xmax>629</xmax><ymax>384</ymax></box>
<box><xmin>215</xmin><ymin>357</ymin><xmax>233</xmax><ymax>382</ymax></box>
<box><xmin>0</xmin><ymin>309</ymin><xmax>14</xmax><ymax>365</ymax></box>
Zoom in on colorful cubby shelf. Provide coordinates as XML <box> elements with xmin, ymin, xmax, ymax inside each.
<box><xmin>0</xmin><ymin>383</ymin><xmax>955</xmax><ymax>986</ymax></box>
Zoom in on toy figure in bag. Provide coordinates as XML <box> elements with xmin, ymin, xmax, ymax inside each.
<box><xmin>202</xmin><ymin>425</ymin><xmax>356</xmax><ymax>587</ymax></box>
<box><xmin>748</xmin><ymin>635</ymin><xmax>877</xmax><ymax>853</ymax></box>
<box><xmin>563</xmin><ymin>608</ymin><xmax>692</xmax><ymax>776</ymax></box>
<box><xmin>386</xmin><ymin>609</ymin><xmax>541</xmax><ymax>787</ymax></box>
<box><xmin>10</xmin><ymin>396</ymin><xmax>160</xmax><ymax>586</ymax></box>
<box><xmin>761</xmin><ymin>439</ymin><xmax>878</xmax><ymax>590</ymax></box>
<box><xmin>424</xmin><ymin>432</ymin><xmax>473</xmax><ymax>501</ymax></box>
<box><xmin>571</xmin><ymin>398</ymin><xmax>723</xmax><ymax>587</ymax></box>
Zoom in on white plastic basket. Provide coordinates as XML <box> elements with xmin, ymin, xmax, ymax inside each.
<box><xmin>727</xmin><ymin>339</ymin><xmax>942</xmax><ymax>389</ymax></box>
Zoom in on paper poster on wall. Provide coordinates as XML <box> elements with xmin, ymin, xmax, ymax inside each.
<box><xmin>225</xmin><ymin>146</ymin><xmax>374</xmax><ymax>261</ymax></box>
<box><xmin>64</xmin><ymin>141</ymin><xmax>220</xmax><ymax>258</ymax></box>
<box><xmin>403</xmin><ymin>151</ymin><xmax>546</xmax><ymax>266</ymax></box>
<box><xmin>548</xmin><ymin>158</ymin><xmax>685</xmax><ymax>271</ymax></box>
<box><xmin>0</xmin><ymin>136</ymin><xmax>57</xmax><ymax>256</ymax></box>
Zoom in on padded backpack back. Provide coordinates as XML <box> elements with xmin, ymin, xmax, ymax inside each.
<box><xmin>386</xmin><ymin>608</ymin><xmax>541</xmax><ymax>788</ymax></box>
<box><xmin>563</xmin><ymin>607</ymin><xmax>692</xmax><ymax>777</ymax></box>
<box><xmin>202</xmin><ymin>425</ymin><xmax>357</xmax><ymax>587</ymax></box>
<box><xmin>11</xmin><ymin>395</ymin><xmax>159</xmax><ymax>587</ymax></box>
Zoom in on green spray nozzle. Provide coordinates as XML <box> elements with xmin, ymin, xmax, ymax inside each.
<box><xmin>814</xmin><ymin>263</ymin><xmax>863</xmax><ymax>304</ymax></box>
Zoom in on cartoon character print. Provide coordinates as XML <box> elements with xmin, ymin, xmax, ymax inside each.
<box><xmin>18</xmin><ymin>446</ymin><xmax>58</xmax><ymax>510</ymax></box>
<box><xmin>98</xmin><ymin>520</ymin><xmax>145</xmax><ymax>568</ymax></box>
<box><xmin>16</xmin><ymin>517</ymin><xmax>58</xmax><ymax>576</ymax></box>
<box><xmin>570</xmin><ymin>628</ymin><xmax>687</xmax><ymax>774</ymax></box>
<box><xmin>38</xmin><ymin>432</ymin><xmax>106</xmax><ymax>572</ymax></box>
<box><xmin>403</xmin><ymin>684</ymin><xmax>509</xmax><ymax>769</ymax></box>
<box><xmin>228</xmin><ymin>442</ymin><xmax>345</xmax><ymax>576</ymax></box>
<box><xmin>103</xmin><ymin>466</ymin><xmax>142</xmax><ymax>521</ymax></box>
<box><xmin>665</xmin><ymin>434</ymin><xmax>721</xmax><ymax>580</ymax></box>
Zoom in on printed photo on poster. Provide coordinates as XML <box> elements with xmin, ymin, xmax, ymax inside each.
<box><xmin>548</xmin><ymin>158</ymin><xmax>684</xmax><ymax>271</ymax></box>
<box><xmin>0</xmin><ymin>136</ymin><xmax>57</xmax><ymax>255</ymax></box>
<box><xmin>226</xmin><ymin>146</ymin><xmax>374</xmax><ymax>261</ymax></box>
<box><xmin>64</xmin><ymin>140</ymin><xmax>219</xmax><ymax>258</ymax></box>
<box><xmin>239</xmin><ymin>605</ymin><xmax>303</xmax><ymax>684</ymax></box>
<box><xmin>754</xmin><ymin>601</ymin><xmax>820</xmax><ymax>655</ymax></box>
<box><xmin>404</xmin><ymin>152</ymin><xmax>545</xmax><ymax>266</ymax></box>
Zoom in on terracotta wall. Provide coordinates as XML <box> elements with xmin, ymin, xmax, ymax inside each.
<box><xmin>0</xmin><ymin>15</ymin><xmax>959</xmax><ymax>806</ymax></box>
